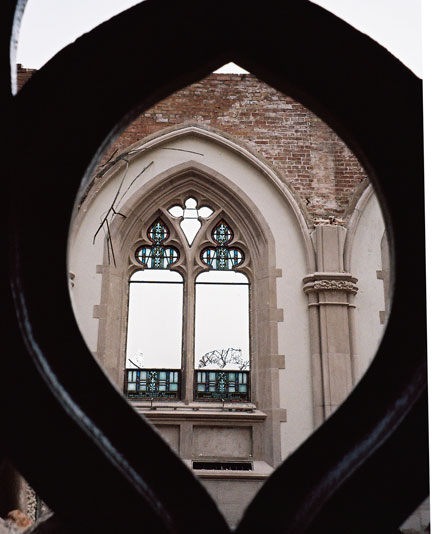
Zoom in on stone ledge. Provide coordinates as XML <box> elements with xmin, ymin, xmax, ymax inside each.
<box><xmin>137</xmin><ymin>407</ymin><xmax>267</xmax><ymax>422</ymax></box>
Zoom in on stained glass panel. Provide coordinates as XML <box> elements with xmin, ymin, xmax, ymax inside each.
<box><xmin>201</xmin><ymin>220</ymin><xmax>243</xmax><ymax>270</ymax></box>
<box><xmin>125</xmin><ymin>368</ymin><xmax>181</xmax><ymax>399</ymax></box>
<box><xmin>136</xmin><ymin>245</ymin><xmax>179</xmax><ymax>269</ymax></box>
<box><xmin>212</xmin><ymin>221</ymin><xmax>233</xmax><ymax>245</ymax></box>
<box><xmin>201</xmin><ymin>246</ymin><xmax>243</xmax><ymax>270</ymax></box>
<box><xmin>136</xmin><ymin>218</ymin><xmax>179</xmax><ymax>269</ymax></box>
<box><xmin>147</xmin><ymin>219</ymin><xmax>169</xmax><ymax>244</ymax></box>
<box><xmin>194</xmin><ymin>370</ymin><xmax>249</xmax><ymax>401</ymax></box>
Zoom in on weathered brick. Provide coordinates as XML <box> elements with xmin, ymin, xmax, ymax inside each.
<box><xmin>17</xmin><ymin>67</ymin><xmax>368</xmax><ymax>219</ymax></box>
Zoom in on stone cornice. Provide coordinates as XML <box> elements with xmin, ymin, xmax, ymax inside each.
<box><xmin>303</xmin><ymin>272</ymin><xmax>358</xmax><ymax>294</ymax></box>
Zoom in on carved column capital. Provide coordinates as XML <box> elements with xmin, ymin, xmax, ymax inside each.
<box><xmin>303</xmin><ymin>272</ymin><xmax>358</xmax><ymax>295</ymax></box>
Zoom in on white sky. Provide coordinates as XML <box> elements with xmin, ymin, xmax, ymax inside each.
<box><xmin>16</xmin><ymin>0</ymin><xmax>423</xmax><ymax>76</ymax></box>
<box><xmin>126</xmin><ymin>275</ymin><xmax>184</xmax><ymax>369</ymax></box>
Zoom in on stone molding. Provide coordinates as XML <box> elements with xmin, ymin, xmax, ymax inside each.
<box><xmin>303</xmin><ymin>272</ymin><xmax>358</xmax><ymax>295</ymax></box>
<box><xmin>69</xmin><ymin>123</ymin><xmax>316</xmax><ymax>273</ymax></box>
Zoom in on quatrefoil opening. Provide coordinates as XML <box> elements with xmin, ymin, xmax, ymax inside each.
<box><xmin>169</xmin><ymin>197</ymin><xmax>214</xmax><ymax>245</ymax></box>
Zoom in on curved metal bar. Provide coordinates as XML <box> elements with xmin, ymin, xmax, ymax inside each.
<box><xmin>4</xmin><ymin>0</ymin><xmax>427</xmax><ymax>533</ymax></box>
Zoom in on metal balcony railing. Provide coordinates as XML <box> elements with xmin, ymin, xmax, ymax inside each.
<box><xmin>125</xmin><ymin>369</ymin><xmax>181</xmax><ymax>399</ymax></box>
<box><xmin>194</xmin><ymin>370</ymin><xmax>250</xmax><ymax>401</ymax></box>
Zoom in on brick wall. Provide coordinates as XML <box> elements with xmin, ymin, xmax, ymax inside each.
<box><xmin>17</xmin><ymin>67</ymin><xmax>368</xmax><ymax>219</ymax></box>
<box><xmin>16</xmin><ymin>64</ymin><xmax>34</xmax><ymax>91</ymax></box>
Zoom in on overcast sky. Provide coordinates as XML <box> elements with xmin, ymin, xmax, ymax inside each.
<box><xmin>16</xmin><ymin>0</ymin><xmax>423</xmax><ymax>77</ymax></box>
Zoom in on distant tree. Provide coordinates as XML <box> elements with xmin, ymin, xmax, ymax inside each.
<box><xmin>197</xmin><ymin>348</ymin><xmax>249</xmax><ymax>370</ymax></box>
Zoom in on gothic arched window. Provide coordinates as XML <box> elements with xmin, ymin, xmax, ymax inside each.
<box><xmin>124</xmin><ymin>203</ymin><xmax>250</xmax><ymax>402</ymax></box>
<box><xmin>125</xmin><ymin>219</ymin><xmax>183</xmax><ymax>398</ymax></box>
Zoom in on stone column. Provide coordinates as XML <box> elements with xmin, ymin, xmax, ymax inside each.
<box><xmin>304</xmin><ymin>225</ymin><xmax>358</xmax><ymax>425</ymax></box>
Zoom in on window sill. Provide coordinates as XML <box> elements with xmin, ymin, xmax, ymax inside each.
<box><xmin>131</xmin><ymin>400</ymin><xmax>267</xmax><ymax>420</ymax></box>
<box><xmin>131</xmin><ymin>399</ymin><xmax>256</xmax><ymax>411</ymax></box>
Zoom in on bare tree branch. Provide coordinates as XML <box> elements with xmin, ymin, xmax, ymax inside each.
<box><xmin>93</xmin><ymin>159</ymin><xmax>153</xmax><ymax>266</ymax></box>
<box><xmin>160</xmin><ymin>147</ymin><xmax>204</xmax><ymax>156</ymax></box>
<box><xmin>197</xmin><ymin>348</ymin><xmax>249</xmax><ymax>370</ymax></box>
<box><xmin>115</xmin><ymin>161</ymin><xmax>154</xmax><ymax>209</ymax></box>
<box><xmin>99</xmin><ymin>148</ymin><xmax>119</xmax><ymax>168</ymax></box>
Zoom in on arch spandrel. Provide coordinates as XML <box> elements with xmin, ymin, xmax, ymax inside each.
<box><xmin>71</xmin><ymin>123</ymin><xmax>315</xmax><ymax>272</ymax></box>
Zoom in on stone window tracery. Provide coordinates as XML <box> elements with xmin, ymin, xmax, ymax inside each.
<box><xmin>124</xmin><ymin>198</ymin><xmax>250</xmax><ymax>401</ymax></box>
<box><xmin>168</xmin><ymin>197</ymin><xmax>213</xmax><ymax>245</ymax></box>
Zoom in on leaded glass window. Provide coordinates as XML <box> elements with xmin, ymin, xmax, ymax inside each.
<box><xmin>135</xmin><ymin>219</ymin><xmax>179</xmax><ymax>268</ymax></box>
<box><xmin>125</xmin><ymin>207</ymin><xmax>250</xmax><ymax>401</ymax></box>
<box><xmin>212</xmin><ymin>221</ymin><xmax>233</xmax><ymax>245</ymax></box>
<box><xmin>126</xmin><ymin>369</ymin><xmax>181</xmax><ymax>399</ymax></box>
<box><xmin>201</xmin><ymin>220</ymin><xmax>243</xmax><ymax>270</ymax></box>
<box><xmin>195</xmin><ymin>370</ymin><xmax>249</xmax><ymax>401</ymax></box>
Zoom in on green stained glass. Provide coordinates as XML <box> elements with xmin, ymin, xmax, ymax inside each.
<box><xmin>201</xmin><ymin>221</ymin><xmax>243</xmax><ymax>270</ymax></box>
<box><xmin>125</xmin><ymin>368</ymin><xmax>181</xmax><ymax>399</ymax></box>
<box><xmin>212</xmin><ymin>221</ymin><xmax>233</xmax><ymax>245</ymax></box>
<box><xmin>194</xmin><ymin>370</ymin><xmax>249</xmax><ymax>400</ymax></box>
<box><xmin>148</xmin><ymin>219</ymin><xmax>169</xmax><ymax>244</ymax></box>
<box><xmin>136</xmin><ymin>219</ymin><xmax>179</xmax><ymax>269</ymax></box>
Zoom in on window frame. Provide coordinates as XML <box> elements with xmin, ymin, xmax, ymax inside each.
<box><xmin>124</xmin><ymin>209</ymin><xmax>252</xmax><ymax>402</ymax></box>
<box><xmin>87</xmin><ymin>161</ymin><xmax>284</xmax><ymax>466</ymax></box>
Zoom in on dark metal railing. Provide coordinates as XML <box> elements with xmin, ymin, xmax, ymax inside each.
<box><xmin>194</xmin><ymin>370</ymin><xmax>250</xmax><ymax>401</ymax></box>
<box><xmin>125</xmin><ymin>369</ymin><xmax>181</xmax><ymax>399</ymax></box>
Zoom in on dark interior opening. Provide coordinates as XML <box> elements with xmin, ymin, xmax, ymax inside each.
<box><xmin>193</xmin><ymin>461</ymin><xmax>253</xmax><ymax>471</ymax></box>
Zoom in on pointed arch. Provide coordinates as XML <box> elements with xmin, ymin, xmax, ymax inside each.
<box><xmin>71</xmin><ymin>122</ymin><xmax>315</xmax><ymax>272</ymax></box>
<box><xmin>69</xmin><ymin>126</ymin><xmax>314</xmax><ymax>467</ymax></box>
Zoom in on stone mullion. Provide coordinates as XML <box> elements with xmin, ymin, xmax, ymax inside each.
<box><xmin>183</xmin><ymin>269</ymin><xmax>196</xmax><ymax>403</ymax></box>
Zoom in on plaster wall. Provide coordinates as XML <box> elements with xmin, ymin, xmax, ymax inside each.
<box><xmin>68</xmin><ymin>131</ymin><xmax>313</xmax><ymax>458</ymax></box>
<box><xmin>68</xmin><ymin>204</ymin><xmax>105</xmax><ymax>353</ymax></box>
<box><xmin>348</xmin><ymin>191</ymin><xmax>387</xmax><ymax>382</ymax></box>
